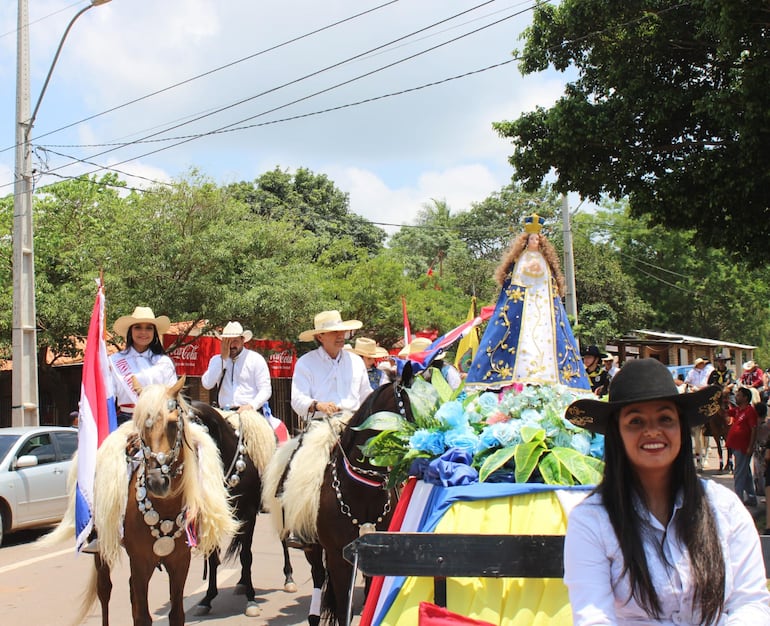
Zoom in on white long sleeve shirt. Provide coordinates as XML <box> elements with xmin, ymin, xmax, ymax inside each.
<box><xmin>201</xmin><ymin>348</ymin><xmax>271</xmax><ymax>410</ymax></box>
<box><xmin>564</xmin><ymin>480</ymin><xmax>770</xmax><ymax>625</ymax></box>
<box><xmin>110</xmin><ymin>347</ymin><xmax>177</xmax><ymax>407</ymax></box>
<box><xmin>291</xmin><ymin>347</ymin><xmax>372</xmax><ymax>418</ymax></box>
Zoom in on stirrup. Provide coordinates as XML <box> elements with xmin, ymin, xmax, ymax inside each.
<box><xmin>285</xmin><ymin>533</ymin><xmax>305</xmax><ymax>550</ymax></box>
<box><xmin>82</xmin><ymin>538</ymin><xmax>100</xmax><ymax>554</ymax></box>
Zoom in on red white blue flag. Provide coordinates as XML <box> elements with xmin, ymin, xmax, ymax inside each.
<box><xmin>406</xmin><ymin>306</ymin><xmax>495</xmax><ymax>372</ymax></box>
<box><xmin>75</xmin><ymin>279</ymin><xmax>117</xmax><ymax>551</ymax></box>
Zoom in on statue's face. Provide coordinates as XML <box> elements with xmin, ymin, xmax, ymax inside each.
<box><xmin>527</xmin><ymin>234</ymin><xmax>540</xmax><ymax>250</ymax></box>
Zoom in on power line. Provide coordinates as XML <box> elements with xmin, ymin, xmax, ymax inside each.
<box><xmin>6</xmin><ymin>5</ymin><xmax>529</xmax><ymax>192</ymax></box>
<box><xmin>0</xmin><ymin>0</ymin><xmax>404</xmax><ymax>154</ymax></box>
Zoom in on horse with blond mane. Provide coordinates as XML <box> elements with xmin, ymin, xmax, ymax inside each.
<box><xmin>42</xmin><ymin>378</ymin><xmax>237</xmax><ymax>626</ymax></box>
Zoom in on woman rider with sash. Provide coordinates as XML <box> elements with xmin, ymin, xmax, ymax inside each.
<box><xmin>110</xmin><ymin>306</ymin><xmax>177</xmax><ymax>424</ymax></box>
<box><xmin>83</xmin><ymin>306</ymin><xmax>178</xmax><ymax>554</ymax></box>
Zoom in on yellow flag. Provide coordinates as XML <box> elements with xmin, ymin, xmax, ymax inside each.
<box><xmin>454</xmin><ymin>296</ymin><xmax>479</xmax><ymax>373</ymax></box>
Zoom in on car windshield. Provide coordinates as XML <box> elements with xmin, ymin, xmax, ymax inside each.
<box><xmin>0</xmin><ymin>434</ymin><xmax>21</xmax><ymax>461</ymax></box>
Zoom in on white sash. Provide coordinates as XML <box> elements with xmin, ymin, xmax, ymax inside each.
<box><xmin>113</xmin><ymin>355</ymin><xmax>138</xmax><ymax>403</ymax></box>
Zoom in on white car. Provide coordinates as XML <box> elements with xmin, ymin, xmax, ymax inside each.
<box><xmin>0</xmin><ymin>426</ymin><xmax>77</xmax><ymax>546</ymax></box>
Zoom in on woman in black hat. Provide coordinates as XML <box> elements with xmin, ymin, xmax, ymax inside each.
<box><xmin>563</xmin><ymin>358</ymin><xmax>770</xmax><ymax>624</ymax></box>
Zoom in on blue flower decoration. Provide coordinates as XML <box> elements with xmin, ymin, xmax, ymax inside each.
<box><xmin>444</xmin><ymin>428</ymin><xmax>479</xmax><ymax>453</ymax></box>
<box><xmin>435</xmin><ymin>400</ymin><xmax>467</xmax><ymax>429</ymax></box>
<box><xmin>409</xmin><ymin>429</ymin><xmax>446</xmax><ymax>455</ymax></box>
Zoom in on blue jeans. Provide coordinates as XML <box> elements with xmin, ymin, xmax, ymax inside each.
<box><xmin>733</xmin><ymin>449</ymin><xmax>756</xmax><ymax>503</ymax></box>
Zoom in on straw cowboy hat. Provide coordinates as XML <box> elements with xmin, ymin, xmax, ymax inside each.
<box><xmin>113</xmin><ymin>306</ymin><xmax>171</xmax><ymax>339</ymax></box>
<box><xmin>349</xmin><ymin>337</ymin><xmax>388</xmax><ymax>359</ymax></box>
<box><xmin>565</xmin><ymin>358</ymin><xmax>722</xmax><ymax>435</ymax></box>
<box><xmin>743</xmin><ymin>360</ymin><xmax>757</xmax><ymax>372</ymax></box>
<box><xmin>398</xmin><ymin>337</ymin><xmax>446</xmax><ymax>361</ymax></box>
<box><xmin>693</xmin><ymin>357</ymin><xmax>709</xmax><ymax>367</ymax></box>
<box><xmin>298</xmin><ymin>310</ymin><xmax>362</xmax><ymax>342</ymax></box>
<box><xmin>215</xmin><ymin>321</ymin><xmax>253</xmax><ymax>343</ymax></box>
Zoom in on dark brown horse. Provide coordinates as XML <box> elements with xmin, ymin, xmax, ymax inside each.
<box><xmin>82</xmin><ymin>379</ymin><xmax>236</xmax><ymax>625</ymax></box>
<box><xmin>264</xmin><ymin>365</ymin><xmax>414</xmax><ymax>626</ymax></box>
<box><xmin>705</xmin><ymin>388</ymin><xmax>733</xmax><ymax>470</ymax></box>
<box><xmin>189</xmin><ymin>402</ymin><xmax>298</xmax><ymax>617</ymax></box>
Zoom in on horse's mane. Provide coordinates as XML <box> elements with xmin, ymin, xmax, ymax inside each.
<box><xmin>262</xmin><ymin>411</ymin><xmax>353</xmax><ymax>542</ymax></box>
<box><xmin>222</xmin><ymin>409</ymin><xmax>276</xmax><ymax>474</ymax></box>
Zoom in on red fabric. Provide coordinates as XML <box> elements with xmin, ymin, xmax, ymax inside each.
<box><xmin>726</xmin><ymin>403</ymin><xmax>758</xmax><ymax>454</ymax></box>
<box><xmin>418</xmin><ymin>602</ymin><xmax>495</xmax><ymax>626</ymax></box>
<box><xmin>358</xmin><ymin>477</ymin><xmax>418</xmax><ymax>626</ymax></box>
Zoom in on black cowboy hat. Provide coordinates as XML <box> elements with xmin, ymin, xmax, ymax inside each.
<box><xmin>565</xmin><ymin>358</ymin><xmax>722</xmax><ymax>435</ymax></box>
<box><xmin>580</xmin><ymin>345</ymin><xmax>608</xmax><ymax>359</ymax></box>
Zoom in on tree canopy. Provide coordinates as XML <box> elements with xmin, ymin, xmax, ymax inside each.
<box><xmin>2</xmin><ymin>166</ymin><xmax>768</xmax><ymax>368</ymax></box>
<box><xmin>495</xmin><ymin>0</ymin><xmax>770</xmax><ymax>262</ymax></box>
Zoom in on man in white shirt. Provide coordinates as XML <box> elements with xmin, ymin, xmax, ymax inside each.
<box><xmin>291</xmin><ymin>310</ymin><xmax>372</xmax><ymax>421</ymax></box>
<box><xmin>201</xmin><ymin>321</ymin><xmax>271</xmax><ymax>414</ymax></box>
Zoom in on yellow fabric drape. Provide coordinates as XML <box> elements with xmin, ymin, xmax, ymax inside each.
<box><xmin>380</xmin><ymin>491</ymin><xmax>572</xmax><ymax>626</ymax></box>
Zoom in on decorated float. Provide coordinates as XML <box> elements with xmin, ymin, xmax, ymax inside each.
<box><xmin>355</xmin><ymin>214</ymin><xmax>606</xmax><ymax>625</ymax></box>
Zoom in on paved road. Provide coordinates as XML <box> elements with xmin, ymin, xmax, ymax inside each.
<box><xmin>0</xmin><ymin>512</ymin><xmax>364</xmax><ymax>626</ymax></box>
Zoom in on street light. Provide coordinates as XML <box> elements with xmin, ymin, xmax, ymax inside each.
<box><xmin>12</xmin><ymin>0</ymin><xmax>112</xmax><ymax>427</ymax></box>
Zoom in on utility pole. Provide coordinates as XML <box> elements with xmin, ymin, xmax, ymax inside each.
<box><xmin>12</xmin><ymin>0</ymin><xmax>113</xmax><ymax>426</ymax></box>
<box><xmin>561</xmin><ymin>194</ymin><xmax>578</xmax><ymax>322</ymax></box>
<box><xmin>12</xmin><ymin>0</ymin><xmax>37</xmax><ymax>426</ymax></box>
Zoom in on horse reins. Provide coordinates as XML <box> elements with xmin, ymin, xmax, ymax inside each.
<box><xmin>330</xmin><ymin>380</ymin><xmax>407</xmax><ymax>534</ymax></box>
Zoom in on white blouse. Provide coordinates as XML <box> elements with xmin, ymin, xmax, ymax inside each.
<box><xmin>564</xmin><ymin>480</ymin><xmax>770</xmax><ymax>625</ymax></box>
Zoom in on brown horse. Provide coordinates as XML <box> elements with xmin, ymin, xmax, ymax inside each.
<box><xmin>81</xmin><ymin>379</ymin><xmax>236</xmax><ymax>625</ymax></box>
<box><xmin>705</xmin><ymin>388</ymin><xmax>732</xmax><ymax>470</ymax></box>
<box><xmin>263</xmin><ymin>365</ymin><xmax>414</xmax><ymax>626</ymax></box>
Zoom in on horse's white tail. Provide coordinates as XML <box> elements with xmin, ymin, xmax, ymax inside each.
<box><xmin>36</xmin><ymin>452</ymin><xmax>78</xmax><ymax>548</ymax></box>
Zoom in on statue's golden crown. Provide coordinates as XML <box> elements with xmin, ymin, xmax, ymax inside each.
<box><xmin>524</xmin><ymin>213</ymin><xmax>545</xmax><ymax>234</ymax></box>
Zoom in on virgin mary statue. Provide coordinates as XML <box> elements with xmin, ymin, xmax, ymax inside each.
<box><xmin>465</xmin><ymin>214</ymin><xmax>590</xmax><ymax>391</ymax></box>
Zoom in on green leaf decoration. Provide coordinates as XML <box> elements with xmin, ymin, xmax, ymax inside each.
<box><xmin>520</xmin><ymin>425</ymin><xmax>546</xmax><ymax>443</ymax></box>
<box><xmin>353</xmin><ymin>411</ymin><xmax>408</xmax><ymax>433</ymax></box>
<box><xmin>539</xmin><ymin>451</ymin><xmax>574</xmax><ymax>485</ymax></box>
<box><xmin>550</xmin><ymin>447</ymin><xmax>604</xmax><ymax>485</ymax></box>
<box><xmin>406</xmin><ymin>378</ymin><xmax>441</xmax><ymax>424</ymax></box>
<box><xmin>479</xmin><ymin>446</ymin><xmax>517</xmax><ymax>482</ymax></box>
<box><xmin>514</xmin><ymin>441</ymin><xmax>546</xmax><ymax>483</ymax></box>
<box><xmin>429</xmin><ymin>367</ymin><xmax>453</xmax><ymax>404</ymax></box>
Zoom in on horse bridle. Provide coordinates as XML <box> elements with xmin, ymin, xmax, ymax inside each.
<box><xmin>134</xmin><ymin>398</ymin><xmax>189</xmax><ymax>557</ymax></box>
<box><xmin>139</xmin><ymin>399</ymin><xmax>186</xmax><ymax>479</ymax></box>
<box><xmin>331</xmin><ymin>379</ymin><xmax>408</xmax><ymax>535</ymax></box>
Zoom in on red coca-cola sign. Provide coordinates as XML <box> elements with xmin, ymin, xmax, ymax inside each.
<box><xmin>252</xmin><ymin>339</ymin><xmax>296</xmax><ymax>377</ymax></box>
<box><xmin>162</xmin><ymin>335</ymin><xmax>296</xmax><ymax>377</ymax></box>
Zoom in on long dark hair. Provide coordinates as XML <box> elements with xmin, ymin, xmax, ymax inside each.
<box><xmin>125</xmin><ymin>324</ymin><xmax>166</xmax><ymax>355</ymax></box>
<box><xmin>599</xmin><ymin>409</ymin><xmax>725</xmax><ymax>622</ymax></box>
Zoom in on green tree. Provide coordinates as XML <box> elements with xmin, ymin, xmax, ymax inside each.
<box><xmin>496</xmin><ymin>0</ymin><xmax>770</xmax><ymax>261</ymax></box>
<box><xmin>228</xmin><ymin>167</ymin><xmax>386</xmax><ymax>256</ymax></box>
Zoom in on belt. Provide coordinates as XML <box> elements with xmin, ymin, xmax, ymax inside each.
<box><xmin>119</xmin><ymin>404</ymin><xmax>135</xmax><ymax>414</ymax></box>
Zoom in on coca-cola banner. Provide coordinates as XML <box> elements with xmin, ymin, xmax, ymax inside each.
<box><xmin>162</xmin><ymin>336</ymin><xmax>296</xmax><ymax>378</ymax></box>
<box><xmin>251</xmin><ymin>339</ymin><xmax>296</xmax><ymax>377</ymax></box>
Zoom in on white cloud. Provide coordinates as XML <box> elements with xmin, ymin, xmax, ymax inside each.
<box><xmin>0</xmin><ymin>1</ymin><xmax>575</xmax><ymax>223</ymax></box>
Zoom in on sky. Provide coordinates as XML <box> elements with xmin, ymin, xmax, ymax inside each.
<box><xmin>0</xmin><ymin>0</ymin><xmax>574</xmax><ymax>232</ymax></box>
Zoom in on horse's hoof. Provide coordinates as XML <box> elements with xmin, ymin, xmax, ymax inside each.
<box><xmin>234</xmin><ymin>583</ymin><xmax>247</xmax><ymax>595</ymax></box>
<box><xmin>284</xmin><ymin>581</ymin><xmax>298</xmax><ymax>593</ymax></box>
<box><xmin>193</xmin><ymin>604</ymin><xmax>212</xmax><ymax>616</ymax></box>
<box><xmin>245</xmin><ymin>601</ymin><xmax>261</xmax><ymax>617</ymax></box>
